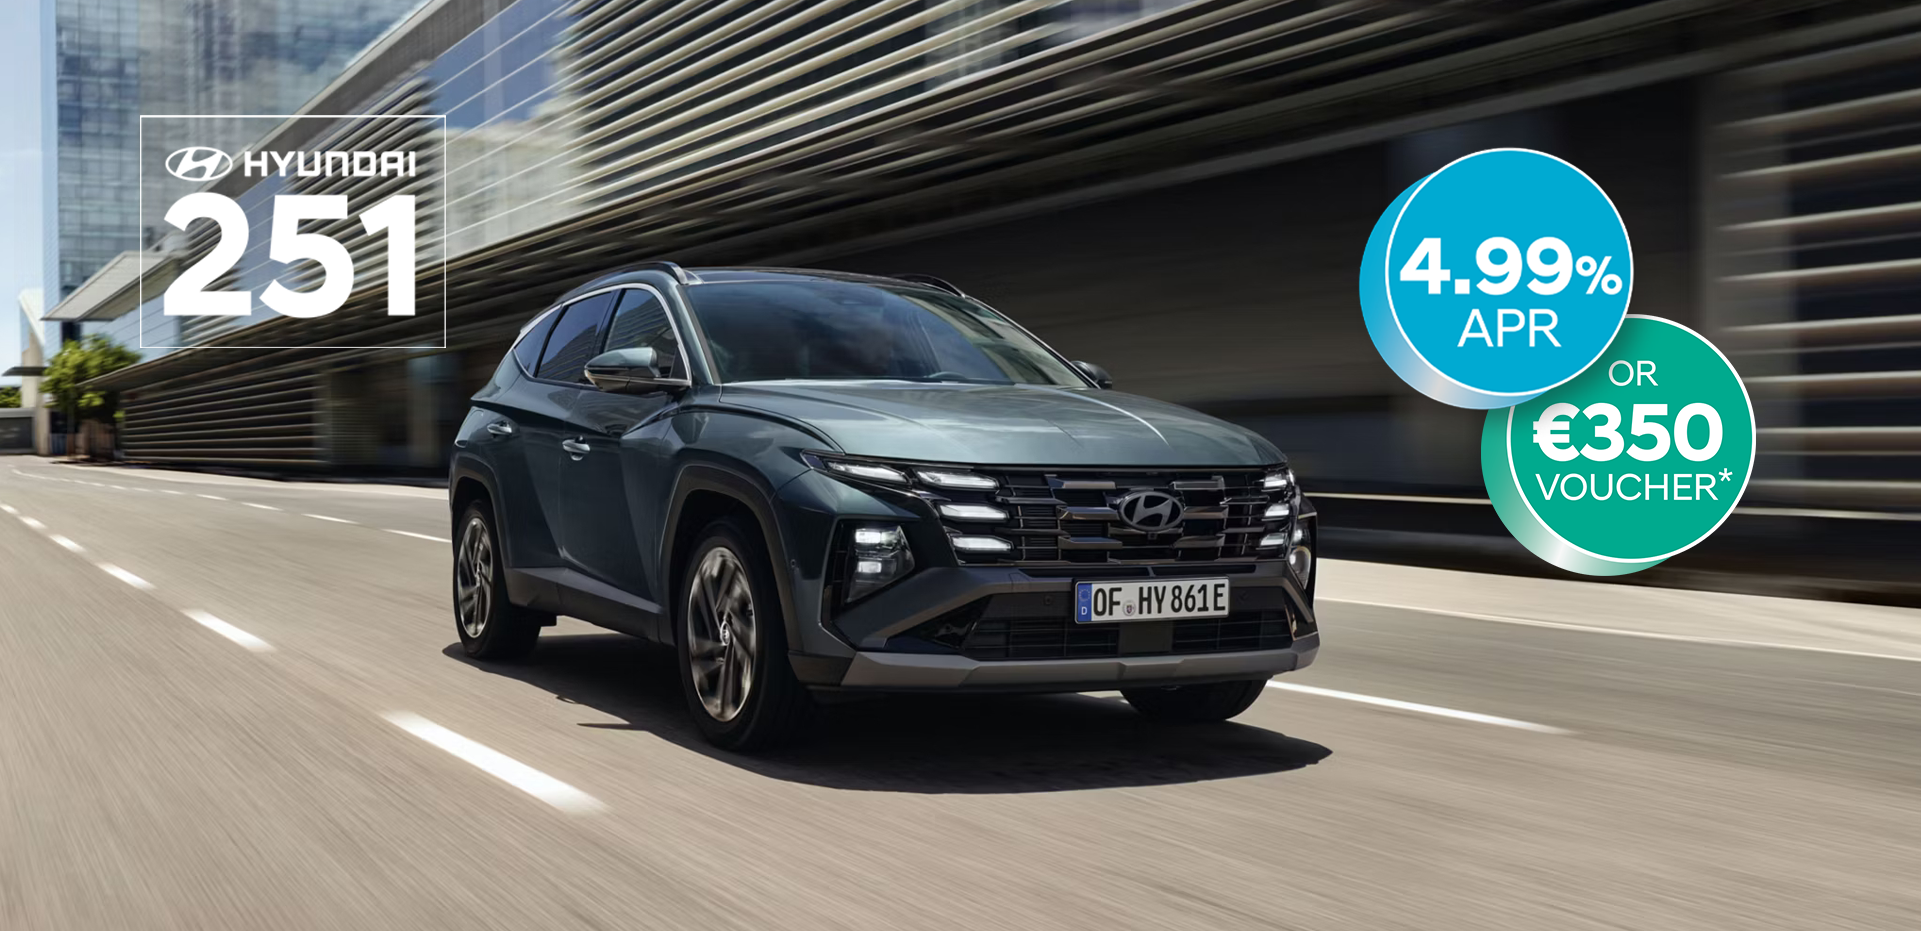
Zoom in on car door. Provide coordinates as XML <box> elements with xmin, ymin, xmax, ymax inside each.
<box><xmin>558</xmin><ymin>285</ymin><xmax>686</xmax><ymax>623</ymax></box>
<box><xmin>520</xmin><ymin>291</ymin><xmax>617</xmax><ymax>566</ymax></box>
<box><xmin>471</xmin><ymin>306</ymin><xmax>570</xmax><ymax>568</ymax></box>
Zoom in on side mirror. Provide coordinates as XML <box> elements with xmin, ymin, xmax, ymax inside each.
<box><xmin>584</xmin><ymin>347</ymin><xmax>687</xmax><ymax>394</ymax></box>
<box><xmin>1073</xmin><ymin>360</ymin><xmax>1114</xmax><ymax>389</ymax></box>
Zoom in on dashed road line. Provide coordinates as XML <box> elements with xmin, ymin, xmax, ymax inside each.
<box><xmin>19</xmin><ymin>516</ymin><xmax>46</xmax><ymax>531</ymax></box>
<box><xmin>96</xmin><ymin>563</ymin><xmax>155</xmax><ymax>591</ymax></box>
<box><xmin>385</xmin><ymin>529</ymin><xmax>450</xmax><ymax>543</ymax></box>
<box><xmin>182</xmin><ymin>610</ymin><xmax>274</xmax><ymax>653</ymax></box>
<box><xmin>13</xmin><ymin>471</ymin><xmax>452</xmax><ymax>548</ymax></box>
<box><xmin>1265</xmin><ymin>681</ymin><xmax>1572</xmax><ymax>735</ymax></box>
<box><xmin>49</xmin><ymin>534</ymin><xmax>84</xmax><ymax>553</ymax></box>
<box><xmin>383</xmin><ymin>713</ymin><xmax>603</xmax><ymax>814</ymax></box>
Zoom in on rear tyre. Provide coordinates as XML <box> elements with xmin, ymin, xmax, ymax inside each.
<box><xmin>453</xmin><ymin>501</ymin><xmax>544</xmax><ymax>661</ymax></box>
<box><xmin>676</xmin><ymin>518</ymin><xmax>816</xmax><ymax>751</ymax></box>
<box><xmin>1122</xmin><ymin>679</ymin><xmax>1266</xmax><ymax>723</ymax></box>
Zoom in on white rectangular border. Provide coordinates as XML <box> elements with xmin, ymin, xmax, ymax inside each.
<box><xmin>138</xmin><ymin>113</ymin><xmax>449</xmax><ymax>351</ymax></box>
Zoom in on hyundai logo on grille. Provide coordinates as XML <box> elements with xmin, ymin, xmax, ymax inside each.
<box><xmin>165</xmin><ymin>146</ymin><xmax>235</xmax><ymax>182</ymax></box>
<box><xmin>1116</xmin><ymin>490</ymin><xmax>1183</xmax><ymax>531</ymax></box>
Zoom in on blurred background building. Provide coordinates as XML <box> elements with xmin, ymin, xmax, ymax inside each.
<box><xmin>45</xmin><ymin>0</ymin><xmax>423</xmax><ymax>308</ymax></box>
<box><xmin>44</xmin><ymin>0</ymin><xmax>1921</xmax><ymax>599</ymax></box>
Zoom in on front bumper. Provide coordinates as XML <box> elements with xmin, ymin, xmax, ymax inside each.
<box><xmin>837</xmin><ymin>633</ymin><xmax>1317</xmax><ymax>692</ymax></box>
<box><xmin>799</xmin><ymin>556</ymin><xmax>1316</xmax><ymax>692</ymax></box>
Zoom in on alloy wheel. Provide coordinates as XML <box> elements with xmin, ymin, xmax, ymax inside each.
<box><xmin>455</xmin><ymin>515</ymin><xmax>494</xmax><ymax>639</ymax></box>
<box><xmin>687</xmin><ymin>546</ymin><xmax>757</xmax><ymax>722</ymax></box>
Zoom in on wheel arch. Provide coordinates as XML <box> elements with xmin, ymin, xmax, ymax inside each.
<box><xmin>664</xmin><ymin>463</ymin><xmax>802</xmax><ymax>651</ymax></box>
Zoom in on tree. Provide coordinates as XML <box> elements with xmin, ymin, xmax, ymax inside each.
<box><xmin>0</xmin><ymin>386</ymin><xmax>18</xmax><ymax>408</ymax></box>
<box><xmin>41</xmin><ymin>335</ymin><xmax>141</xmax><ymax>423</ymax></box>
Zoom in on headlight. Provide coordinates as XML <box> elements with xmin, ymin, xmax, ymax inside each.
<box><xmin>937</xmin><ymin>503</ymin><xmax>1007</xmax><ymax>521</ymax></box>
<box><xmin>1263</xmin><ymin>502</ymin><xmax>1290</xmax><ymax>521</ymax></box>
<box><xmin>917</xmin><ymin>469</ymin><xmax>996</xmax><ymax>490</ymax></box>
<box><xmin>1288</xmin><ymin>544</ymin><xmax>1313</xmax><ymax>585</ymax></box>
<box><xmin>1257</xmin><ymin>532</ymin><xmax>1287</xmax><ymax>549</ymax></box>
<box><xmin>845</xmin><ymin>523</ymin><xmax>913</xmax><ymax>602</ymax></box>
<box><xmin>948</xmin><ymin>534</ymin><xmax>1012</xmax><ymax>554</ymax></box>
<box><xmin>1262</xmin><ymin>467</ymin><xmax>1295</xmax><ymax>493</ymax></box>
<box><xmin>823</xmin><ymin>459</ymin><xmax>909</xmax><ymax>484</ymax></box>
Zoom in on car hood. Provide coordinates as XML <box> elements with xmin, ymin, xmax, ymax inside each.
<box><xmin>717</xmin><ymin>381</ymin><xmax>1282</xmax><ymax>467</ymax></box>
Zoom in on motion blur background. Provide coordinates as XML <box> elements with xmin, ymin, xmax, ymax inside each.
<box><xmin>10</xmin><ymin>0</ymin><xmax>1921</xmax><ymax>599</ymax></box>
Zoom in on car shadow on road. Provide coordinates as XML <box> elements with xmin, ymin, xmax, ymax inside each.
<box><xmin>444</xmin><ymin>632</ymin><xmax>1331</xmax><ymax>794</ymax></box>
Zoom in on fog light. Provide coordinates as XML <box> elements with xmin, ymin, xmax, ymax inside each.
<box><xmin>845</xmin><ymin>524</ymin><xmax>912</xmax><ymax>602</ymax></box>
<box><xmin>917</xmin><ymin>470</ymin><xmax>997</xmax><ymax>490</ymax></box>
<box><xmin>1288</xmin><ymin>544</ymin><xmax>1313</xmax><ymax>584</ymax></box>
<box><xmin>1258</xmin><ymin>532</ymin><xmax>1286</xmax><ymax>549</ymax></box>
<box><xmin>937</xmin><ymin>503</ymin><xmax>1007</xmax><ymax>521</ymax></box>
<box><xmin>949</xmin><ymin>534</ymin><xmax>1012</xmax><ymax>554</ymax></box>
<box><xmin>1264</xmin><ymin>502</ymin><xmax>1290</xmax><ymax>520</ymax></box>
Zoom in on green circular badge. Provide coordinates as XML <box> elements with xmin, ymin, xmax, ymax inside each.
<box><xmin>1482</xmin><ymin>315</ymin><xmax>1754</xmax><ymax>575</ymax></box>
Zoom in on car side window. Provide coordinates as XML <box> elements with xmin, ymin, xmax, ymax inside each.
<box><xmin>536</xmin><ymin>292</ymin><xmax>616</xmax><ymax>384</ymax></box>
<box><xmin>603</xmin><ymin>288</ymin><xmax>680</xmax><ymax>377</ymax></box>
<box><xmin>511</xmin><ymin>309</ymin><xmax>559</xmax><ymax>374</ymax></box>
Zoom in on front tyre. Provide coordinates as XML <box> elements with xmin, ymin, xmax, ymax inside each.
<box><xmin>1122</xmin><ymin>679</ymin><xmax>1267</xmax><ymax>723</ymax></box>
<box><xmin>677</xmin><ymin>518</ymin><xmax>815</xmax><ymax>751</ymax></box>
<box><xmin>453</xmin><ymin>501</ymin><xmax>544</xmax><ymax>660</ymax></box>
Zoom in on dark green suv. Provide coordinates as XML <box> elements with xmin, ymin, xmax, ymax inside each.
<box><xmin>450</xmin><ymin>264</ymin><xmax>1319</xmax><ymax>750</ymax></box>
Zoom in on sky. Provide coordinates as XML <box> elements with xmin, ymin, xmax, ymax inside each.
<box><xmin>0</xmin><ymin>0</ymin><xmax>44</xmax><ymax>386</ymax></box>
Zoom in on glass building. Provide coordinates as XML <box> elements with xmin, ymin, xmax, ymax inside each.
<box><xmin>50</xmin><ymin>0</ymin><xmax>422</xmax><ymax>302</ymax></box>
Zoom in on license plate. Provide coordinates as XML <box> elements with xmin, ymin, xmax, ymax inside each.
<box><xmin>1074</xmin><ymin>578</ymin><xmax>1230</xmax><ymax>623</ymax></box>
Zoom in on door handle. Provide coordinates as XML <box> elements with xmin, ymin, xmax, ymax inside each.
<box><xmin>561</xmin><ymin>438</ymin><xmax>591</xmax><ymax>459</ymax></box>
<box><xmin>486</xmin><ymin>421</ymin><xmax>516</xmax><ymax>437</ymax></box>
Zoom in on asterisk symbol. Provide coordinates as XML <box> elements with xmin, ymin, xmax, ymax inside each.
<box><xmin>1718</xmin><ymin>468</ymin><xmax>1733</xmax><ymax>481</ymax></box>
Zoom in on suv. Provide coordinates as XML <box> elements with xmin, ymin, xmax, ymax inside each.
<box><xmin>450</xmin><ymin>264</ymin><xmax>1319</xmax><ymax>750</ymax></box>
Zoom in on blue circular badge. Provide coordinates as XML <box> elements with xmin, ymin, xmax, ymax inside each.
<box><xmin>1359</xmin><ymin>149</ymin><xmax>1633</xmax><ymax>409</ymax></box>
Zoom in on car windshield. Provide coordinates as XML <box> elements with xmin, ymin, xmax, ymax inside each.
<box><xmin>684</xmin><ymin>279</ymin><xmax>1087</xmax><ymax>387</ymax></box>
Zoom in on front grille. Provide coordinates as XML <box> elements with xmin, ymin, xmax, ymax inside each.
<box><xmin>936</xmin><ymin>468</ymin><xmax>1287</xmax><ymax>565</ymax></box>
<box><xmin>959</xmin><ymin>613</ymin><xmax>1292</xmax><ymax>661</ymax></box>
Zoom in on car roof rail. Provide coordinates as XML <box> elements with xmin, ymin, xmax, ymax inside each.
<box><xmin>621</xmin><ymin>261</ymin><xmax>702</xmax><ymax>286</ymax></box>
<box><xmin>888</xmin><ymin>272</ymin><xmax>966</xmax><ymax>297</ymax></box>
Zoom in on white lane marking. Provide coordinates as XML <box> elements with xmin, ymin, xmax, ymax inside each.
<box><xmin>242</xmin><ymin>502</ymin><xmax>281</xmax><ymax>511</ymax></box>
<box><xmin>182</xmin><ymin>610</ymin><xmax>274</xmax><ymax>653</ymax></box>
<box><xmin>384</xmin><ymin>529</ymin><xmax>450</xmax><ymax>543</ymax></box>
<box><xmin>20</xmin><ymin>516</ymin><xmax>46</xmax><ymax>530</ymax></box>
<box><xmin>97</xmin><ymin>563</ymin><xmax>154</xmax><ymax>591</ymax></box>
<box><xmin>304</xmin><ymin>513</ymin><xmax>355</xmax><ymax>524</ymax></box>
<box><xmin>1322</xmin><ymin>597</ymin><xmax>1921</xmax><ymax>665</ymax></box>
<box><xmin>109</xmin><ymin>485</ymin><xmax>127</xmax><ymax>490</ymax></box>
<box><xmin>382</xmin><ymin>713</ymin><xmax>604</xmax><ymax>814</ymax></box>
<box><xmin>197</xmin><ymin>493</ymin><xmax>227</xmax><ymax>501</ymax></box>
<box><xmin>0</xmin><ymin>503</ymin><xmax>15</xmax><ymax>514</ymax></box>
<box><xmin>49</xmin><ymin>534</ymin><xmax>84</xmax><ymax>553</ymax></box>
<box><xmin>161</xmin><ymin>489</ymin><xmax>184</xmax><ymax>495</ymax></box>
<box><xmin>1266</xmin><ymin>681</ymin><xmax>1572</xmax><ymax>735</ymax></box>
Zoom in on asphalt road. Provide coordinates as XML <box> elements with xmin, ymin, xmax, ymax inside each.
<box><xmin>0</xmin><ymin>457</ymin><xmax>1916</xmax><ymax>931</ymax></box>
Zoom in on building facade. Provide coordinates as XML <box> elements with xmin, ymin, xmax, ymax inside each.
<box><xmin>49</xmin><ymin>0</ymin><xmax>421</xmax><ymax>301</ymax></box>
